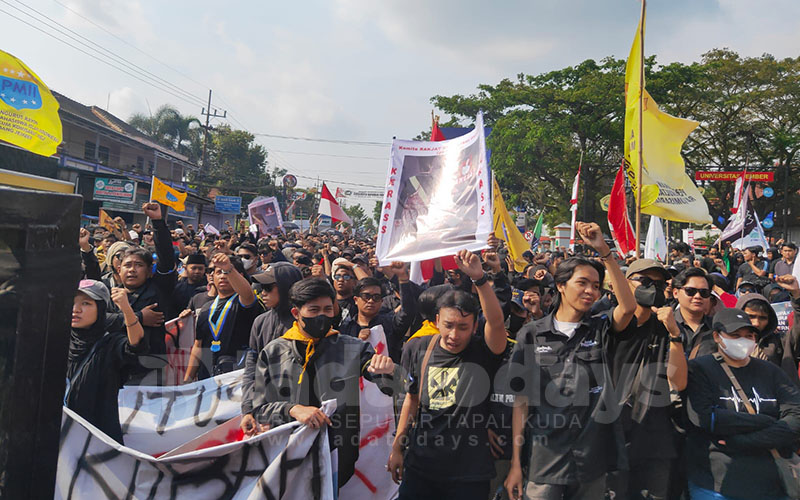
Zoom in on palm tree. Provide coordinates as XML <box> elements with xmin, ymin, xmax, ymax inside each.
<box><xmin>129</xmin><ymin>105</ymin><xmax>203</xmax><ymax>162</ymax></box>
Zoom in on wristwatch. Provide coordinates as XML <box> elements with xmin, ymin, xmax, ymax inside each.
<box><xmin>472</xmin><ymin>272</ymin><xmax>489</xmax><ymax>287</ymax></box>
<box><xmin>669</xmin><ymin>336</ymin><xmax>683</xmax><ymax>343</ymax></box>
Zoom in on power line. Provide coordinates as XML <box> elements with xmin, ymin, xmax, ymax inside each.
<box><xmin>292</xmin><ymin>174</ymin><xmax>383</xmax><ymax>189</ymax></box>
<box><xmin>269</xmin><ymin>150</ymin><xmax>388</xmax><ymax>161</ymax></box>
<box><xmin>51</xmin><ymin>0</ymin><xmax>209</xmax><ymax>92</ymax></box>
<box><xmin>0</xmin><ymin>6</ymin><xmax>206</xmax><ymax>108</ymax></box>
<box><xmin>254</xmin><ymin>132</ymin><xmax>391</xmax><ymax>147</ymax></box>
<box><xmin>9</xmin><ymin>0</ymin><xmax>207</xmax><ymax>107</ymax></box>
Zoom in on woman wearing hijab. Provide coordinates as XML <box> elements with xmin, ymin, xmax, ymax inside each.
<box><xmin>65</xmin><ymin>280</ymin><xmax>147</xmax><ymax>444</ymax></box>
<box><xmin>685</xmin><ymin>308</ymin><xmax>800</xmax><ymax>499</ymax></box>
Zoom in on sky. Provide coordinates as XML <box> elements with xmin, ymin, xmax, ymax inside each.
<box><xmin>3</xmin><ymin>0</ymin><xmax>799</xmax><ymax>212</ymax></box>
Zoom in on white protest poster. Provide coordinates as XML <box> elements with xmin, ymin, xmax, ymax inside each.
<box><xmin>340</xmin><ymin>325</ymin><xmax>399</xmax><ymax>500</ymax></box>
<box><xmin>376</xmin><ymin>112</ymin><xmax>491</xmax><ymax>265</ymax></box>
<box><xmin>249</xmin><ymin>196</ymin><xmax>284</xmax><ymax>235</ymax></box>
<box><xmin>57</xmin><ymin>371</ymin><xmax>337</xmax><ymax>499</ymax></box>
<box><xmin>163</xmin><ymin>315</ymin><xmax>196</xmax><ymax>386</ymax></box>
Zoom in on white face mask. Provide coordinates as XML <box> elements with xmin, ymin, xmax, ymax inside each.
<box><xmin>719</xmin><ymin>335</ymin><xmax>756</xmax><ymax>360</ymax></box>
<box><xmin>241</xmin><ymin>258</ymin><xmax>255</xmax><ymax>270</ymax></box>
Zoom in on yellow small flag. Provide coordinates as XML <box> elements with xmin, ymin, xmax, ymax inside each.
<box><xmin>151</xmin><ymin>176</ymin><xmax>186</xmax><ymax>212</ymax></box>
<box><xmin>98</xmin><ymin>209</ymin><xmax>123</xmax><ymax>239</ymax></box>
<box><xmin>0</xmin><ymin>50</ymin><xmax>62</xmax><ymax>157</ymax></box>
<box><xmin>492</xmin><ymin>179</ymin><xmax>529</xmax><ymax>273</ymax></box>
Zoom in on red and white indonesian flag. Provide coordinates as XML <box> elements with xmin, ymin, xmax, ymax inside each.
<box><xmin>319</xmin><ymin>183</ymin><xmax>353</xmax><ymax>224</ymax></box>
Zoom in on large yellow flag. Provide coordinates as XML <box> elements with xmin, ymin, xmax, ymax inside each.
<box><xmin>624</xmin><ymin>8</ymin><xmax>711</xmax><ymax>223</ymax></box>
<box><xmin>0</xmin><ymin>50</ymin><xmax>62</xmax><ymax>156</ymax></box>
<box><xmin>151</xmin><ymin>176</ymin><xmax>187</xmax><ymax>212</ymax></box>
<box><xmin>492</xmin><ymin>179</ymin><xmax>528</xmax><ymax>272</ymax></box>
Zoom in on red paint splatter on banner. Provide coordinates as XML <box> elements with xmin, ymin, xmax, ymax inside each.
<box><xmin>195</xmin><ymin>428</ymin><xmax>245</xmax><ymax>451</ymax></box>
<box><xmin>353</xmin><ymin>468</ymin><xmax>377</xmax><ymax>493</ymax></box>
<box><xmin>359</xmin><ymin>376</ymin><xmax>364</xmax><ymax>392</ymax></box>
<box><xmin>152</xmin><ymin>451</ymin><xmax>166</xmax><ymax>458</ymax></box>
<box><xmin>375</xmin><ymin>341</ymin><xmax>385</xmax><ymax>355</ymax></box>
<box><xmin>359</xmin><ymin>419</ymin><xmax>391</xmax><ymax>448</ymax></box>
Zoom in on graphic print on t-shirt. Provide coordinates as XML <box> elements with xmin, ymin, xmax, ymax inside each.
<box><xmin>427</xmin><ymin>366</ymin><xmax>460</xmax><ymax>410</ymax></box>
<box><xmin>720</xmin><ymin>386</ymin><xmax>777</xmax><ymax>413</ymax></box>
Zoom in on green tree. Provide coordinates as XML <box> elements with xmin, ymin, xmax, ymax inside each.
<box><xmin>129</xmin><ymin>105</ymin><xmax>203</xmax><ymax>161</ymax></box>
<box><xmin>432</xmin><ymin>50</ymin><xmax>800</xmax><ymax>236</ymax></box>
<box><xmin>187</xmin><ymin>124</ymin><xmax>278</xmax><ymax>202</ymax></box>
<box><xmin>373</xmin><ymin>200</ymin><xmax>382</xmax><ymax>224</ymax></box>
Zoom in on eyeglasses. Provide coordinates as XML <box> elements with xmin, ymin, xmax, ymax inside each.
<box><xmin>630</xmin><ymin>276</ymin><xmax>667</xmax><ymax>289</ymax></box>
<box><xmin>333</xmin><ymin>275</ymin><xmax>353</xmax><ymax>281</ymax></box>
<box><xmin>357</xmin><ymin>292</ymin><xmax>382</xmax><ymax>303</ymax></box>
<box><xmin>680</xmin><ymin>287</ymin><xmax>711</xmax><ymax>298</ymax></box>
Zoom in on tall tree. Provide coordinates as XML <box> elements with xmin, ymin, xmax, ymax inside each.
<box><xmin>128</xmin><ymin>105</ymin><xmax>203</xmax><ymax>162</ymax></box>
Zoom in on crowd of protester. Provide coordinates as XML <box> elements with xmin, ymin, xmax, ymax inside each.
<box><xmin>67</xmin><ymin>202</ymin><xmax>800</xmax><ymax>500</ymax></box>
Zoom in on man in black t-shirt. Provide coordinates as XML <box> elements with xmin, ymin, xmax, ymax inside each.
<box><xmin>184</xmin><ymin>253</ymin><xmax>264</xmax><ymax>380</ymax></box>
<box><xmin>388</xmin><ymin>250</ymin><xmax>507</xmax><ymax>500</ymax></box>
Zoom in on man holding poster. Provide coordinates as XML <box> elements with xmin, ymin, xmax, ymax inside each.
<box><xmin>376</xmin><ymin>112</ymin><xmax>492</xmax><ymax>265</ymax></box>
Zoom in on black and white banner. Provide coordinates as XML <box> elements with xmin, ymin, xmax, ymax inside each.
<box><xmin>56</xmin><ymin>371</ymin><xmax>336</xmax><ymax>499</ymax></box>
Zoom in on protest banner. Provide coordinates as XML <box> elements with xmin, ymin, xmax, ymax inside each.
<box><xmin>56</xmin><ymin>392</ymin><xmax>337</xmax><ymax>499</ymax></box>
<box><xmin>376</xmin><ymin>112</ymin><xmax>491</xmax><ymax>265</ymax></box>
<box><xmin>772</xmin><ymin>301</ymin><xmax>794</xmax><ymax>336</ymax></box>
<box><xmin>249</xmin><ymin>196</ymin><xmax>284</xmax><ymax>235</ymax></box>
<box><xmin>339</xmin><ymin>325</ymin><xmax>399</xmax><ymax>500</ymax></box>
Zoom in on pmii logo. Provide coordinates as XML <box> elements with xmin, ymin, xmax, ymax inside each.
<box><xmin>0</xmin><ymin>72</ymin><xmax>42</xmax><ymax>111</ymax></box>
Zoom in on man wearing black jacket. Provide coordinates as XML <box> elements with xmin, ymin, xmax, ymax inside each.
<box><xmin>240</xmin><ymin>262</ymin><xmax>303</xmax><ymax>436</ymax></box>
<box><xmin>112</xmin><ymin>202</ymin><xmax>178</xmax><ymax>384</ymax></box>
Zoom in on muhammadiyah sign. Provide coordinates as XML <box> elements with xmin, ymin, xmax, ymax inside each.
<box><xmin>93</xmin><ymin>177</ymin><xmax>136</xmax><ymax>204</ymax></box>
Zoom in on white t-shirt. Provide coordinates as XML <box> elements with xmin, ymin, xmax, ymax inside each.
<box><xmin>553</xmin><ymin>318</ymin><xmax>580</xmax><ymax>339</ymax></box>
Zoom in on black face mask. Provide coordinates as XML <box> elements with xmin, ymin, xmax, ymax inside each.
<box><xmin>301</xmin><ymin>314</ymin><xmax>333</xmax><ymax>339</ymax></box>
<box><xmin>635</xmin><ymin>284</ymin><xmax>666</xmax><ymax>308</ymax></box>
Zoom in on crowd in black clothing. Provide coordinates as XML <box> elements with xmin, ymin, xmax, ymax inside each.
<box><xmin>67</xmin><ymin>207</ymin><xmax>800</xmax><ymax>500</ymax></box>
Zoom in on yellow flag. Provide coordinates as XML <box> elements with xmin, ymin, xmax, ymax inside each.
<box><xmin>98</xmin><ymin>209</ymin><xmax>124</xmax><ymax>239</ymax></box>
<box><xmin>0</xmin><ymin>50</ymin><xmax>62</xmax><ymax>157</ymax></box>
<box><xmin>492</xmin><ymin>179</ymin><xmax>528</xmax><ymax>272</ymax></box>
<box><xmin>151</xmin><ymin>176</ymin><xmax>187</xmax><ymax>212</ymax></box>
<box><xmin>623</xmin><ymin>7</ymin><xmax>711</xmax><ymax>224</ymax></box>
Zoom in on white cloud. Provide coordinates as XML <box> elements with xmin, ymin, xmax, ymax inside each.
<box><xmin>107</xmin><ymin>87</ymin><xmax>146</xmax><ymax>121</ymax></box>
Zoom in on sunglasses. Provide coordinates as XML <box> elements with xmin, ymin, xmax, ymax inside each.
<box><xmin>254</xmin><ymin>282</ymin><xmax>276</xmax><ymax>293</ymax></box>
<box><xmin>333</xmin><ymin>275</ymin><xmax>353</xmax><ymax>281</ymax></box>
<box><xmin>631</xmin><ymin>276</ymin><xmax>667</xmax><ymax>289</ymax></box>
<box><xmin>357</xmin><ymin>292</ymin><xmax>382</xmax><ymax>303</ymax></box>
<box><xmin>680</xmin><ymin>287</ymin><xmax>711</xmax><ymax>298</ymax></box>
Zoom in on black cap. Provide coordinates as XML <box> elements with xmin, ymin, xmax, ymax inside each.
<box><xmin>186</xmin><ymin>253</ymin><xmax>206</xmax><ymax>266</ymax></box>
<box><xmin>352</xmin><ymin>253</ymin><xmax>368</xmax><ymax>265</ymax></box>
<box><xmin>252</xmin><ymin>267</ymin><xmax>277</xmax><ymax>285</ymax></box>
<box><xmin>342</xmin><ymin>247</ymin><xmax>356</xmax><ymax>258</ymax></box>
<box><xmin>713</xmin><ymin>308</ymin><xmax>758</xmax><ymax>335</ymax></box>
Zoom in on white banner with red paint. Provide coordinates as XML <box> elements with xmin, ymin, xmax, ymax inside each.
<box><xmin>340</xmin><ymin>325</ymin><xmax>399</xmax><ymax>500</ymax></box>
<box><xmin>58</xmin><ymin>358</ymin><xmax>399</xmax><ymax>499</ymax></box>
<box><xmin>376</xmin><ymin>112</ymin><xmax>491</xmax><ymax>265</ymax></box>
<box><xmin>56</xmin><ymin>393</ymin><xmax>337</xmax><ymax>499</ymax></box>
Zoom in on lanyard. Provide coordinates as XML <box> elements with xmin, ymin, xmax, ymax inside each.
<box><xmin>208</xmin><ymin>294</ymin><xmax>237</xmax><ymax>352</ymax></box>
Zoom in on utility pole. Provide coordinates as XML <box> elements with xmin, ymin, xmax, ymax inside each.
<box><xmin>201</xmin><ymin>90</ymin><xmax>227</xmax><ymax>169</ymax></box>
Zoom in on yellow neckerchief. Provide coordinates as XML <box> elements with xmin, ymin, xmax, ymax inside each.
<box><xmin>408</xmin><ymin>320</ymin><xmax>440</xmax><ymax>341</ymax></box>
<box><xmin>281</xmin><ymin>321</ymin><xmax>338</xmax><ymax>384</ymax></box>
